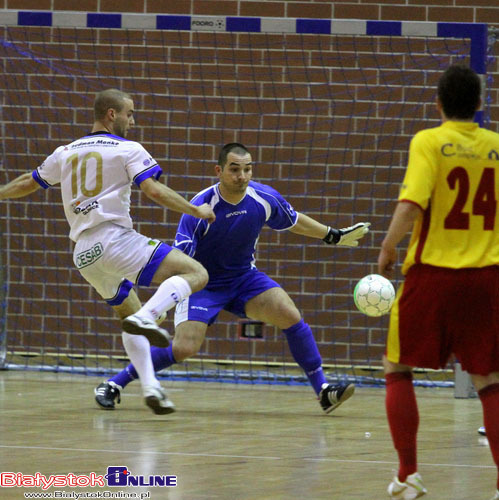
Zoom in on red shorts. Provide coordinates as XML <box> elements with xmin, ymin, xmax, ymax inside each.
<box><xmin>386</xmin><ymin>264</ymin><xmax>499</xmax><ymax>376</ymax></box>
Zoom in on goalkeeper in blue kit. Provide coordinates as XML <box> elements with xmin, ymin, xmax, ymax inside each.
<box><xmin>95</xmin><ymin>143</ymin><xmax>370</xmax><ymax>414</ymax></box>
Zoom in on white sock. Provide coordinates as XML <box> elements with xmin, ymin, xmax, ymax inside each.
<box><xmin>121</xmin><ymin>332</ymin><xmax>159</xmax><ymax>390</ymax></box>
<box><xmin>136</xmin><ymin>275</ymin><xmax>192</xmax><ymax>321</ymax></box>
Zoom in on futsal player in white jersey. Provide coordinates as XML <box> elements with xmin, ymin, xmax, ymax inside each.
<box><xmin>96</xmin><ymin>143</ymin><xmax>370</xmax><ymax>414</ymax></box>
<box><xmin>0</xmin><ymin>89</ymin><xmax>216</xmax><ymax>415</ymax></box>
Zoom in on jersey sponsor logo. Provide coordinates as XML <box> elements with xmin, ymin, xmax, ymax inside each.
<box><xmin>72</xmin><ymin>200</ymin><xmax>100</xmax><ymax>215</ymax></box>
<box><xmin>95</xmin><ymin>139</ymin><xmax>119</xmax><ymax>146</ymax></box>
<box><xmin>441</xmin><ymin>143</ymin><xmax>454</xmax><ymax>156</ymax></box>
<box><xmin>76</xmin><ymin>242</ymin><xmax>103</xmax><ymax>269</ymax></box>
<box><xmin>226</xmin><ymin>209</ymin><xmax>247</xmax><ymax>218</ymax></box>
<box><xmin>441</xmin><ymin>143</ymin><xmax>479</xmax><ymax>159</ymax></box>
<box><xmin>488</xmin><ymin>149</ymin><xmax>499</xmax><ymax>160</ymax></box>
<box><xmin>190</xmin><ymin>305</ymin><xmax>208</xmax><ymax>311</ymax></box>
<box><xmin>143</xmin><ymin>157</ymin><xmax>154</xmax><ymax>166</ymax></box>
<box><xmin>71</xmin><ymin>139</ymin><xmax>119</xmax><ymax>149</ymax></box>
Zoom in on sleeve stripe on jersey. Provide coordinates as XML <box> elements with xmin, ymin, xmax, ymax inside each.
<box><xmin>133</xmin><ymin>164</ymin><xmax>162</xmax><ymax>186</ymax></box>
<box><xmin>246</xmin><ymin>186</ymin><xmax>271</xmax><ymax>221</ymax></box>
<box><xmin>276</xmin><ymin>217</ymin><xmax>298</xmax><ymax>231</ymax></box>
<box><xmin>191</xmin><ymin>185</ymin><xmax>217</xmax><ymax>204</ymax></box>
<box><xmin>189</xmin><ymin>185</ymin><xmax>218</xmax><ymax>239</ymax></box>
<box><xmin>174</xmin><ymin>231</ymin><xmax>192</xmax><ymax>248</ymax></box>
<box><xmin>399</xmin><ymin>198</ymin><xmax>425</xmax><ymax>211</ymax></box>
<box><xmin>191</xmin><ymin>219</ymin><xmax>208</xmax><ymax>249</ymax></box>
<box><xmin>249</xmin><ymin>185</ymin><xmax>298</xmax><ymax>229</ymax></box>
<box><xmin>32</xmin><ymin>169</ymin><xmax>53</xmax><ymax>189</ymax></box>
<box><xmin>174</xmin><ymin>227</ymin><xmax>201</xmax><ymax>257</ymax></box>
<box><xmin>174</xmin><ymin>238</ymin><xmax>193</xmax><ymax>247</ymax></box>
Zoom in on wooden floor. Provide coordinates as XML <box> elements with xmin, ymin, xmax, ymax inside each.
<box><xmin>0</xmin><ymin>370</ymin><xmax>494</xmax><ymax>499</ymax></box>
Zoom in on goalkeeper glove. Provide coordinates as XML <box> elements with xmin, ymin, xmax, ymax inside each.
<box><xmin>323</xmin><ymin>222</ymin><xmax>370</xmax><ymax>247</ymax></box>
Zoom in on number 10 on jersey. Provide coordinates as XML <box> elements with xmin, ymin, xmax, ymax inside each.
<box><xmin>68</xmin><ymin>152</ymin><xmax>103</xmax><ymax>198</ymax></box>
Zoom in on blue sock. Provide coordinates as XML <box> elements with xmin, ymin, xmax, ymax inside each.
<box><xmin>109</xmin><ymin>346</ymin><xmax>177</xmax><ymax>389</ymax></box>
<box><xmin>150</xmin><ymin>345</ymin><xmax>177</xmax><ymax>371</ymax></box>
<box><xmin>283</xmin><ymin>319</ymin><xmax>326</xmax><ymax>395</ymax></box>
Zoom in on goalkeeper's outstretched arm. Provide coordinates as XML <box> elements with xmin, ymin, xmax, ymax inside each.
<box><xmin>0</xmin><ymin>172</ymin><xmax>41</xmax><ymax>200</ymax></box>
<box><xmin>289</xmin><ymin>212</ymin><xmax>370</xmax><ymax>247</ymax></box>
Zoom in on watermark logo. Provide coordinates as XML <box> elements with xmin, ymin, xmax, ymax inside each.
<box><xmin>0</xmin><ymin>472</ymin><xmax>105</xmax><ymax>490</ymax></box>
<box><xmin>105</xmin><ymin>467</ymin><xmax>177</xmax><ymax>487</ymax></box>
<box><xmin>1</xmin><ymin>466</ymin><xmax>177</xmax><ymax>494</ymax></box>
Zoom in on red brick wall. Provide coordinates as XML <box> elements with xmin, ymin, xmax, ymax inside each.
<box><xmin>0</xmin><ymin>1</ymin><xmax>497</xmax><ymax>378</ymax></box>
<box><xmin>2</xmin><ymin>0</ymin><xmax>496</xmax><ymax>23</ymax></box>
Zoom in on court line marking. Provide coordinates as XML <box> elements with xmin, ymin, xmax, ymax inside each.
<box><xmin>0</xmin><ymin>445</ymin><xmax>281</xmax><ymax>461</ymax></box>
<box><xmin>0</xmin><ymin>445</ymin><xmax>494</xmax><ymax>469</ymax></box>
<box><xmin>303</xmin><ymin>458</ymin><xmax>495</xmax><ymax>469</ymax></box>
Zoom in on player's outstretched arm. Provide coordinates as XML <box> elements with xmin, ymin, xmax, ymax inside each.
<box><xmin>378</xmin><ymin>201</ymin><xmax>422</xmax><ymax>277</ymax></box>
<box><xmin>0</xmin><ymin>172</ymin><xmax>41</xmax><ymax>200</ymax></box>
<box><xmin>290</xmin><ymin>212</ymin><xmax>370</xmax><ymax>247</ymax></box>
<box><xmin>140</xmin><ymin>177</ymin><xmax>215</xmax><ymax>223</ymax></box>
<box><xmin>324</xmin><ymin>222</ymin><xmax>371</xmax><ymax>247</ymax></box>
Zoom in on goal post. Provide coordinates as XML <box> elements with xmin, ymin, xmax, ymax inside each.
<box><xmin>0</xmin><ymin>11</ymin><xmax>495</xmax><ymax>388</ymax></box>
<box><xmin>0</xmin><ymin>241</ymin><xmax>6</xmax><ymax>370</ymax></box>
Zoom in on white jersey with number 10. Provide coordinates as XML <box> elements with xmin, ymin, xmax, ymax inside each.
<box><xmin>32</xmin><ymin>132</ymin><xmax>162</xmax><ymax>242</ymax></box>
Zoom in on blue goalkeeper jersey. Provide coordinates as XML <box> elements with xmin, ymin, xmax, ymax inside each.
<box><xmin>174</xmin><ymin>180</ymin><xmax>298</xmax><ymax>283</ymax></box>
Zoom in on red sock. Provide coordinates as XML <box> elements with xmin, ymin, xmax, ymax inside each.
<box><xmin>479</xmin><ymin>383</ymin><xmax>499</xmax><ymax>490</ymax></box>
<box><xmin>385</xmin><ymin>371</ymin><xmax>419</xmax><ymax>482</ymax></box>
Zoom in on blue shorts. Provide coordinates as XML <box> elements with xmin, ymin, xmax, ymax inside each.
<box><xmin>174</xmin><ymin>269</ymin><xmax>281</xmax><ymax>326</ymax></box>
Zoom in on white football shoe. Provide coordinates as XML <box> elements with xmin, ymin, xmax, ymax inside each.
<box><xmin>122</xmin><ymin>314</ymin><xmax>171</xmax><ymax>348</ymax></box>
<box><xmin>143</xmin><ymin>385</ymin><xmax>176</xmax><ymax>415</ymax></box>
<box><xmin>387</xmin><ymin>472</ymin><xmax>427</xmax><ymax>499</ymax></box>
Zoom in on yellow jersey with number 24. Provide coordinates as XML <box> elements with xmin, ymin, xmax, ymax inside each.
<box><xmin>399</xmin><ymin>120</ymin><xmax>499</xmax><ymax>274</ymax></box>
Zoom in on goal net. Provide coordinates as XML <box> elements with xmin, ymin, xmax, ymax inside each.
<box><xmin>0</xmin><ymin>13</ymin><xmax>494</xmax><ymax>388</ymax></box>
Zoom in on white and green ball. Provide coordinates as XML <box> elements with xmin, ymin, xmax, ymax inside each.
<box><xmin>354</xmin><ymin>274</ymin><xmax>395</xmax><ymax>317</ymax></box>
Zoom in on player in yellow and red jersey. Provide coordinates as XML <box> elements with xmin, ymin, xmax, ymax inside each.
<box><xmin>378</xmin><ymin>64</ymin><xmax>499</xmax><ymax>499</ymax></box>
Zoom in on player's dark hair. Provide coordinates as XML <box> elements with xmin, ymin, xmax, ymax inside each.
<box><xmin>94</xmin><ymin>89</ymin><xmax>131</xmax><ymax>121</ymax></box>
<box><xmin>218</xmin><ymin>143</ymin><xmax>250</xmax><ymax>168</ymax></box>
<box><xmin>437</xmin><ymin>64</ymin><xmax>481</xmax><ymax>120</ymax></box>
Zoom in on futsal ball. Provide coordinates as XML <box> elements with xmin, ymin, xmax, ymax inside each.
<box><xmin>353</xmin><ymin>274</ymin><xmax>395</xmax><ymax>317</ymax></box>
<box><xmin>155</xmin><ymin>311</ymin><xmax>167</xmax><ymax>325</ymax></box>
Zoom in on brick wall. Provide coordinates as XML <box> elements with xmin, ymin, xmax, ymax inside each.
<box><xmin>2</xmin><ymin>0</ymin><xmax>497</xmax><ymax>23</ymax></box>
<box><xmin>0</xmin><ymin>1</ymin><xmax>497</xmax><ymax>378</ymax></box>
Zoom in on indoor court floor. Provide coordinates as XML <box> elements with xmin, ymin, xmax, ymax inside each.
<box><xmin>0</xmin><ymin>370</ymin><xmax>493</xmax><ymax>499</ymax></box>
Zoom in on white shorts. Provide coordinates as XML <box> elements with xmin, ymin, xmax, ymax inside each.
<box><xmin>73</xmin><ymin>222</ymin><xmax>173</xmax><ymax>305</ymax></box>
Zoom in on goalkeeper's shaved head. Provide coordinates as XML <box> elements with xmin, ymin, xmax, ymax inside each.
<box><xmin>218</xmin><ymin>143</ymin><xmax>250</xmax><ymax>169</ymax></box>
